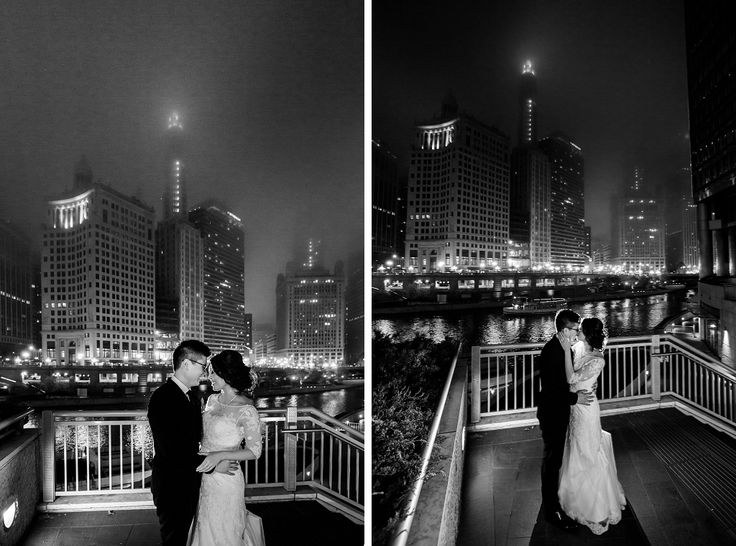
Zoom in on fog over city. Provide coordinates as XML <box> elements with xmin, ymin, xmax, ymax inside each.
<box><xmin>374</xmin><ymin>0</ymin><xmax>691</xmax><ymax>246</ymax></box>
<box><xmin>0</xmin><ymin>0</ymin><xmax>363</xmax><ymax>328</ymax></box>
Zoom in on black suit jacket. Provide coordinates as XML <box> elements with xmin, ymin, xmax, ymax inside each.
<box><xmin>536</xmin><ymin>335</ymin><xmax>578</xmax><ymax>429</ymax></box>
<box><xmin>147</xmin><ymin>379</ymin><xmax>204</xmax><ymax>477</ymax></box>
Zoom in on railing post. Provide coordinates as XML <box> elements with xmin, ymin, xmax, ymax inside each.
<box><xmin>651</xmin><ymin>335</ymin><xmax>661</xmax><ymax>402</ymax></box>
<box><xmin>41</xmin><ymin>411</ymin><xmax>56</xmax><ymax>503</ymax></box>
<box><xmin>471</xmin><ymin>345</ymin><xmax>480</xmax><ymax>423</ymax></box>
<box><xmin>284</xmin><ymin>405</ymin><xmax>297</xmax><ymax>492</ymax></box>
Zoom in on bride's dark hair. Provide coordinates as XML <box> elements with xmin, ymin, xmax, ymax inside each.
<box><xmin>210</xmin><ymin>350</ymin><xmax>254</xmax><ymax>394</ymax></box>
<box><xmin>581</xmin><ymin>317</ymin><xmax>607</xmax><ymax>351</ymax></box>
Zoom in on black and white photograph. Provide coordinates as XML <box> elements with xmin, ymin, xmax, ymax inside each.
<box><xmin>372</xmin><ymin>1</ymin><xmax>736</xmax><ymax>544</ymax></box>
<box><xmin>0</xmin><ymin>1</ymin><xmax>364</xmax><ymax>545</ymax></box>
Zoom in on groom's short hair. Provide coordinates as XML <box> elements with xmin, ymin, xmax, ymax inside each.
<box><xmin>555</xmin><ymin>309</ymin><xmax>580</xmax><ymax>332</ymax></box>
<box><xmin>172</xmin><ymin>339</ymin><xmax>211</xmax><ymax>370</ymax></box>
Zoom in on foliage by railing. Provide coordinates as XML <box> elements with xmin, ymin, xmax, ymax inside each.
<box><xmin>372</xmin><ymin>332</ymin><xmax>458</xmax><ymax>545</ymax></box>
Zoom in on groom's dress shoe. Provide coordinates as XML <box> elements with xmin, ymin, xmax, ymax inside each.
<box><xmin>547</xmin><ymin>511</ymin><xmax>579</xmax><ymax>531</ymax></box>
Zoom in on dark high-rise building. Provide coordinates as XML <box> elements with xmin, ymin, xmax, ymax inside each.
<box><xmin>405</xmin><ymin>96</ymin><xmax>510</xmax><ymax>271</ymax></box>
<box><xmin>155</xmin><ymin>218</ymin><xmax>204</xmax><ymax>344</ymax></box>
<box><xmin>685</xmin><ymin>1</ymin><xmax>736</xmax><ymax>366</ymax></box>
<box><xmin>372</xmin><ymin>140</ymin><xmax>400</xmax><ymax>267</ymax></box>
<box><xmin>682</xmin><ymin>203</ymin><xmax>699</xmax><ymax>270</ymax></box>
<box><xmin>162</xmin><ymin>112</ymin><xmax>187</xmax><ymax>220</ymax></box>
<box><xmin>509</xmin><ymin>146</ymin><xmax>551</xmax><ymax>269</ymax></box>
<box><xmin>0</xmin><ymin>221</ymin><xmax>35</xmax><ymax>355</ymax></box>
<box><xmin>538</xmin><ymin>132</ymin><xmax>586</xmax><ymax>268</ymax></box>
<box><xmin>188</xmin><ymin>202</ymin><xmax>246</xmax><ymax>353</ymax></box>
<box><xmin>518</xmin><ymin>61</ymin><xmax>538</xmax><ymax>146</ymax></box>
<box><xmin>41</xmin><ymin>164</ymin><xmax>156</xmax><ymax>364</ymax></box>
<box><xmin>345</xmin><ymin>251</ymin><xmax>364</xmax><ymax>365</ymax></box>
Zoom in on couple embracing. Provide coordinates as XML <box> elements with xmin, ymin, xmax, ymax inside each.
<box><xmin>537</xmin><ymin>309</ymin><xmax>627</xmax><ymax>535</ymax></box>
<box><xmin>147</xmin><ymin>340</ymin><xmax>266</xmax><ymax>545</ymax></box>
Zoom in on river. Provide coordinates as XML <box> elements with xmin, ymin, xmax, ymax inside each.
<box><xmin>373</xmin><ymin>292</ymin><xmax>688</xmax><ymax>346</ymax></box>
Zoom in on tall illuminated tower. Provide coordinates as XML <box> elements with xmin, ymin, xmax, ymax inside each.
<box><xmin>162</xmin><ymin>112</ymin><xmax>187</xmax><ymax>220</ymax></box>
<box><xmin>518</xmin><ymin>60</ymin><xmax>537</xmax><ymax>145</ymax></box>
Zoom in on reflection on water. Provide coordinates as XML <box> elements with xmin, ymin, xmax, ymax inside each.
<box><xmin>255</xmin><ymin>387</ymin><xmax>364</xmax><ymax>417</ymax></box>
<box><xmin>374</xmin><ymin>293</ymin><xmax>687</xmax><ymax>346</ymax></box>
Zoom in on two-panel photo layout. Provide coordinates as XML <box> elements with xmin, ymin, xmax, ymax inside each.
<box><xmin>1</xmin><ymin>1</ymin><xmax>734</xmax><ymax>545</ymax></box>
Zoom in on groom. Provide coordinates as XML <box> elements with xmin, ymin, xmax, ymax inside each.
<box><xmin>537</xmin><ymin>309</ymin><xmax>594</xmax><ymax>530</ymax></box>
<box><xmin>148</xmin><ymin>340</ymin><xmax>235</xmax><ymax>545</ymax></box>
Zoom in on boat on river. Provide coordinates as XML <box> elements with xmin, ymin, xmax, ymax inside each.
<box><xmin>503</xmin><ymin>297</ymin><xmax>568</xmax><ymax>316</ymax></box>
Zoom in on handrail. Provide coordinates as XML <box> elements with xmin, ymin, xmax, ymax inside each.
<box><xmin>392</xmin><ymin>342</ymin><xmax>463</xmax><ymax>546</ymax></box>
<box><xmin>297</xmin><ymin>407</ymin><xmax>365</xmax><ymax>441</ymax></box>
<box><xmin>0</xmin><ymin>407</ymin><xmax>34</xmax><ymax>435</ymax></box>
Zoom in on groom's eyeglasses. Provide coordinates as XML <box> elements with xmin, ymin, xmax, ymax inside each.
<box><xmin>187</xmin><ymin>358</ymin><xmax>208</xmax><ymax>370</ymax></box>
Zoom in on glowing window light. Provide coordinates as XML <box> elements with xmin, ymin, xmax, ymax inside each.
<box><xmin>3</xmin><ymin>498</ymin><xmax>18</xmax><ymax>530</ymax></box>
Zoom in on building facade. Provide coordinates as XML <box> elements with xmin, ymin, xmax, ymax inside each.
<box><xmin>404</xmin><ymin>98</ymin><xmax>510</xmax><ymax>271</ymax></box>
<box><xmin>616</xmin><ymin>173</ymin><xmax>666</xmax><ymax>273</ymax></box>
<box><xmin>188</xmin><ymin>202</ymin><xmax>246</xmax><ymax>353</ymax></box>
<box><xmin>538</xmin><ymin>133</ymin><xmax>586</xmax><ymax>268</ymax></box>
<box><xmin>509</xmin><ymin>146</ymin><xmax>551</xmax><ymax>269</ymax></box>
<box><xmin>682</xmin><ymin>203</ymin><xmax>699</xmax><ymax>270</ymax></box>
<box><xmin>0</xmin><ymin>221</ymin><xmax>35</xmax><ymax>354</ymax></box>
<box><xmin>276</xmin><ymin>242</ymin><xmax>345</xmax><ymax>367</ymax></box>
<box><xmin>41</xmin><ymin>174</ymin><xmax>155</xmax><ymax>364</ymax></box>
<box><xmin>685</xmin><ymin>1</ymin><xmax>736</xmax><ymax>367</ymax></box>
<box><xmin>372</xmin><ymin>140</ymin><xmax>400</xmax><ymax>267</ymax></box>
<box><xmin>155</xmin><ymin>218</ymin><xmax>204</xmax><ymax>345</ymax></box>
<box><xmin>518</xmin><ymin>61</ymin><xmax>538</xmax><ymax>145</ymax></box>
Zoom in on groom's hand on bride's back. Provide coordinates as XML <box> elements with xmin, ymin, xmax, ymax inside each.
<box><xmin>212</xmin><ymin>460</ymin><xmax>240</xmax><ymax>475</ymax></box>
<box><xmin>575</xmin><ymin>389</ymin><xmax>595</xmax><ymax>405</ymax></box>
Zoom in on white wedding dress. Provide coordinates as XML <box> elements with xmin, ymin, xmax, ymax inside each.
<box><xmin>189</xmin><ymin>393</ymin><xmax>265</xmax><ymax>546</ymax></box>
<box><xmin>558</xmin><ymin>351</ymin><xmax>626</xmax><ymax>535</ymax></box>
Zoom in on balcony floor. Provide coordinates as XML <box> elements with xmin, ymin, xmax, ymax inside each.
<box><xmin>20</xmin><ymin>500</ymin><xmax>363</xmax><ymax>545</ymax></box>
<box><xmin>458</xmin><ymin>408</ymin><xmax>736</xmax><ymax>546</ymax></box>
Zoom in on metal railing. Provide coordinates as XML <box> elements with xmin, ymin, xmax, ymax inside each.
<box><xmin>40</xmin><ymin>405</ymin><xmax>364</xmax><ymax>519</ymax></box>
<box><xmin>470</xmin><ymin>334</ymin><xmax>736</xmax><ymax>434</ymax></box>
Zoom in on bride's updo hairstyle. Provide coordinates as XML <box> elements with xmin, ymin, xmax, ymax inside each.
<box><xmin>211</xmin><ymin>350</ymin><xmax>254</xmax><ymax>395</ymax></box>
<box><xmin>581</xmin><ymin>317</ymin><xmax>607</xmax><ymax>352</ymax></box>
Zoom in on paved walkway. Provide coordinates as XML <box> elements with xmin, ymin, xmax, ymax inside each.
<box><xmin>458</xmin><ymin>408</ymin><xmax>736</xmax><ymax>545</ymax></box>
<box><xmin>20</xmin><ymin>501</ymin><xmax>363</xmax><ymax>545</ymax></box>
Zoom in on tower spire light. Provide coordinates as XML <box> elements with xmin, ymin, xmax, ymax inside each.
<box><xmin>522</xmin><ymin>60</ymin><xmax>535</xmax><ymax>75</ymax></box>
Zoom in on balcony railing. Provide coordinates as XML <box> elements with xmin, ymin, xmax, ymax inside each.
<box><xmin>470</xmin><ymin>334</ymin><xmax>736</xmax><ymax>436</ymax></box>
<box><xmin>40</xmin><ymin>405</ymin><xmax>364</xmax><ymax>521</ymax></box>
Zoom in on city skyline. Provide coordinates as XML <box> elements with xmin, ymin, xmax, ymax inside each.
<box><xmin>374</xmin><ymin>0</ymin><xmax>691</xmax><ymax>247</ymax></box>
<box><xmin>0</xmin><ymin>0</ymin><xmax>363</xmax><ymax>329</ymax></box>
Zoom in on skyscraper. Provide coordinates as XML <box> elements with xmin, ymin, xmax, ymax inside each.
<box><xmin>372</xmin><ymin>140</ymin><xmax>400</xmax><ymax>267</ymax></box>
<box><xmin>518</xmin><ymin>60</ymin><xmax>538</xmax><ymax>146</ymax></box>
<box><xmin>155</xmin><ymin>218</ymin><xmax>204</xmax><ymax>343</ymax></box>
<box><xmin>682</xmin><ymin>203</ymin><xmax>698</xmax><ymax>270</ymax></box>
<box><xmin>41</xmin><ymin>164</ymin><xmax>156</xmax><ymax>364</ymax></box>
<box><xmin>685</xmin><ymin>0</ymin><xmax>736</xmax><ymax>366</ymax></box>
<box><xmin>538</xmin><ymin>132</ymin><xmax>586</xmax><ymax>268</ymax></box>
<box><xmin>275</xmin><ymin>240</ymin><xmax>345</xmax><ymax>368</ymax></box>
<box><xmin>162</xmin><ymin>112</ymin><xmax>187</xmax><ymax>220</ymax></box>
<box><xmin>404</xmin><ymin>96</ymin><xmax>510</xmax><ymax>271</ymax></box>
<box><xmin>188</xmin><ymin>202</ymin><xmax>246</xmax><ymax>352</ymax></box>
<box><xmin>616</xmin><ymin>168</ymin><xmax>665</xmax><ymax>272</ymax></box>
<box><xmin>0</xmin><ymin>221</ymin><xmax>35</xmax><ymax>354</ymax></box>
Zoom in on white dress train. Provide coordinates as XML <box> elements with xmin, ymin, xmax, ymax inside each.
<box><xmin>558</xmin><ymin>352</ymin><xmax>626</xmax><ymax>535</ymax></box>
<box><xmin>189</xmin><ymin>394</ymin><xmax>265</xmax><ymax>546</ymax></box>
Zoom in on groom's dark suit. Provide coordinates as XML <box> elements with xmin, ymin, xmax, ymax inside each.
<box><xmin>148</xmin><ymin>379</ymin><xmax>204</xmax><ymax>546</ymax></box>
<box><xmin>536</xmin><ymin>335</ymin><xmax>579</xmax><ymax>519</ymax></box>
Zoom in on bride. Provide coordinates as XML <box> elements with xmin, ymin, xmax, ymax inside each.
<box><xmin>188</xmin><ymin>350</ymin><xmax>265</xmax><ymax>546</ymax></box>
<box><xmin>557</xmin><ymin>317</ymin><xmax>626</xmax><ymax>535</ymax></box>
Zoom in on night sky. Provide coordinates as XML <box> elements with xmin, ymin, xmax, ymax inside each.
<box><xmin>373</xmin><ymin>0</ymin><xmax>691</xmax><ymax>246</ymax></box>
<box><xmin>0</xmin><ymin>0</ymin><xmax>363</xmax><ymax>330</ymax></box>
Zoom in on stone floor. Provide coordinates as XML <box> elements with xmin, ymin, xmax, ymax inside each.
<box><xmin>20</xmin><ymin>501</ymin><xmax>363</xmax><ymax>545</ymax></box>
<box><xmin>458</xmin><ymin>408</ymin><xmax>736</xmax><ymax>546</ymax></box>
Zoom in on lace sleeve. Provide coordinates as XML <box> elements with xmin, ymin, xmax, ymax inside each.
<box><xmin>569</xmin><ymin>356</ymin><xmax>604</xmax><ymax>384</ymax></box>
<box><xmin>236</xmin><ymin>405</ymin><xmax>262</xmax><ymax>459</ymax></box>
